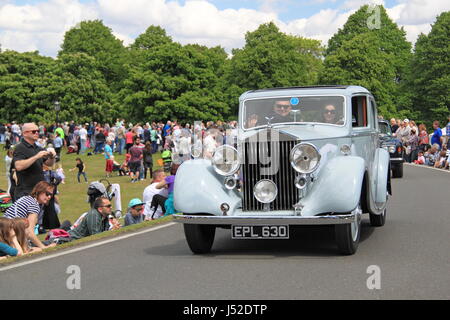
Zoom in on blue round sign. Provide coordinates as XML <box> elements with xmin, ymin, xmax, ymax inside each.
<box><xmin>290</xmin><ymin>97</ymin><xmax>299</xmax><ymax>106</ymax></box>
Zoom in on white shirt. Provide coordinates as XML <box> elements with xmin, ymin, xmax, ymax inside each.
<box><xmin>143</xmin><ymin>182</ymin><xmax>169</xmax><ymax>219</ymax></box>
<box><xmin>79</xmin><ymin>128</ymin><xmax>88</xmax><ymax>140</ymax></box>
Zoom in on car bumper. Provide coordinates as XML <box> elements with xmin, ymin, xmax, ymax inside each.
<box><xmin>172</xmin><ymin>213</ymin><xmax>357</xmax><ymax>225</ymax></box>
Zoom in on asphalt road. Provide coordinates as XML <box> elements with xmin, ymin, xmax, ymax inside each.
<box><xmin>1</xmin><ymin>164</ymin><xmax>449</xmax><ymax>300</ymax></box>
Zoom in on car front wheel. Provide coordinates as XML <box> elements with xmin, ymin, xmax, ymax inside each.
<box><xmin>184</xmin><ymin>224</ymin><xmax>216</xmax><ymax>254</ymax></box>
<box><xmin>335</xmin><ymin>205</ymin><xmax>362</xmax><ymax>255</ymax></box>
<box><xmin>392</xmin><ymin>163</ymin><xmax>403</xmax><ymax>178</ymax></box>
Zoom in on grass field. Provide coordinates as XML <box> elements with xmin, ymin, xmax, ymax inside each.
<box><xmin>0</xmin><ymin>145</ymin><xmax>165</xmax><ymax>227</ymax></box>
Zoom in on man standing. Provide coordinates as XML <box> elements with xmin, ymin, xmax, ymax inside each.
<box><xmin>12</xmin><ymin>123</ymin><xmax>52</xmax><ymax>200</ymax></box>
<box><xmin>128</xmin><ymin>136</ymin><xmax>143</xmax><ymax>183</ymax></box>
<box><xmin>104</xmin><ymin>138</ymin><xmax>114</xmax><ymax>178</ymax></box>
<box><xmin>431</xmin><ymin>120</ymin><xmax>443</xmax><ymax>149</ymax></box>
<box><xmin>78</xmin><ymin>124</ymin><xmax>88</xmax><ymax>155</ymax></box>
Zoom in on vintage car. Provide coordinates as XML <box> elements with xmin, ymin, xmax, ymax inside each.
<box><xmin>173</xmin><ymin>85</ymin><xmax>391</xmax><ymax>255</ymax></box>
<box><xmin>378</xmin><ymin>119</ymin><xmax>404</xmax><ymax>178</ymax></box>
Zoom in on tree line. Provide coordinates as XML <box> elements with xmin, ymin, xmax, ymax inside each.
<box><xmin>0</xmin><ymin>5</ymin><xmax>448</xmax><ymax>129</ymax></box>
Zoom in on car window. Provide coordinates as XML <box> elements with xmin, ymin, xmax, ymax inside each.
<box><xmin>351</xmin><ymin>96</ymin><xmax>368</xmax><ymax>128</ymax></box>
<box><xmin>243</xmin><ymin>96</ymin><xmax>345</xmax><ymax>129</ymax></box>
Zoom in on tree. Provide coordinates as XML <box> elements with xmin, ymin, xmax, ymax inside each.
<box><xmin>227</xmin><ymin>22</ymin><xmax>324</xmax><ymax>92</ymax></box>
<box><xmin>59</xmin><ymin>20</ymin><xmax>127</xmax><ymax>90</ymax></box>
<box><xmin>118</xmin><ymin>38</ymin><xmax>230</xmax><ymax>123</ymax></box>
<box><xmin>0</xmin><ymin>50</ymin><xmax>57</xmax><ymax>123</ymax></box>
<box><xmin>407</xmin><ymin>11</ymin><xmax>450</xmax><ymax>124</ymax></box>
<box><xmin>321</xmin><ymin>5</ymin><xmax>412</xmax><ymax>119</ymax></box>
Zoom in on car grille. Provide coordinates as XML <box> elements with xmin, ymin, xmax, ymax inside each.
<box><xmin>242</xmin><ymin>133</ymin><xmax>299</xmax><ymax>211</ymax></box>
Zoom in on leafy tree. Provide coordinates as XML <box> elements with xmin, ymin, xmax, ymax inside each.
<box><xmin>119</xmin><ymin>39</ymin><xmax>229</xmax><ymax>123</ymax></box>
<box><xmin>321</xmin><ymin>5</ymin><xmax>412</xmax><ymax>119</ymax></box>
<box><xmin>407</xmin><ymin>11</ymin><xmax>450</xmax><ymax>124</ymax></box>
<box><xmin>227</xmin><ymin>22</ymin><xmax>324</xmax><ymax>92</ymax></box>
<box><xmin>0</xmin><ymin>50</ymin><xmax>57</xmax><ymax>123</ymax></box>
<box><xmin>59</xmin><ymin>20</ymin><xmax>127</xmax><ymax>90</ymax></box>
<box><xmin>52</xmin><ymin>53</ymin><xmax>114</xmax><ymax>123</ymax></box>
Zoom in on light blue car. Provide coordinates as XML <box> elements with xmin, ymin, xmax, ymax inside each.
<box><xmin>173</xmin><ymin>85</ymin><xmax>391</xmax><ymax>255</ymax></box>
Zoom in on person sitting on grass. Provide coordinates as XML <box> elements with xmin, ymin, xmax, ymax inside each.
<box><xmin>4</xmin><ymin>181</ymin><xmax>56</xmax><ymax>250</ymax></box>
<box><xmin>12</xmin><ymin>218</ymin><xmax>42</xmax><ymax>254</ymax></box>
<box><xmin>68</xmin><ymin>197</ymin><xmax>120</xmax><ymax>240</ymax></box>
<box><xmin>0</xmin><ymin>217</ymin><xmax>23</xmax><ymax>259</ymax></box>
<box><xmin>143</xmin><ymin>169</ymin><xmax>168</xmax><ymax>220</ymax></box>
<box><xmin>124</xmin><ymin>198</ymin><xmax>145</xmax><ymax>226</ymax></box>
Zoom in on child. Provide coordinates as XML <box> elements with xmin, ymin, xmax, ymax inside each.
<box><xmin>414</xmin><ymin>151</ymin><xmax>425</xmax><ymax>165</ymax></box>
<box><xmin>118</xmin><ymin>153</ymin><xmax>131</xmax><ymax>176</ymax></box>
<box><xmin>0</xmin><ymin>217</ymin><xmax>23</xmax><ymax>258</ymax></box>
<box><xmin>69</xmin><ymin>158</ymin><xmax>88</xmax><ymax>183</ymax></box>
<box><xmin>56</xmin><ymin>166</ymin><xmax>66</xmax><ymax>184</ymax></box>
<box><xmin>12</xmin><ymin>218</ymin><xmax>41</xmax><ymax>254</ymax></box>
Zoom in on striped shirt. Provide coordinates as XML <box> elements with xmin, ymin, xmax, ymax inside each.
<box><xmin>4</xmin><ymin>196</ymin><xmax>42</xmax><ymax>219</ymax></box>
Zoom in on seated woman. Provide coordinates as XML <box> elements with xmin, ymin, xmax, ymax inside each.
<box><xmin>3</xmin><ymin>181</ymin><xmax>57</xmax><ymax>250</ymax></box>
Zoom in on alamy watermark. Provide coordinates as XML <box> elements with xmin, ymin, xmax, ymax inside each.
<box><xmin>366</xmin><ymin>265</ymin><xmax>381</xmax><ymax>290</ymax></box>
<box><xmin>66</xmin><ymin>265</ymin><xmax>81</xmax><ymax>290</ymax></box>
<box><xmin>367</xmin><ymin>5</ymin><xmax>381</xmax><ymax>30</ymax></box>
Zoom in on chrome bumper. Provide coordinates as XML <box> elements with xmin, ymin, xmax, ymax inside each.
<box><xmin>172</xmin><ymin>213</ymin><xmax>357</xmax><ymax>225</ymax></box>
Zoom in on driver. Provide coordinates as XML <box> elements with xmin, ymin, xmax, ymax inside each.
<box><xmin>247</xmin><ymin>99</ymin><xmax>295</xmax><ymax>128</ymax></box>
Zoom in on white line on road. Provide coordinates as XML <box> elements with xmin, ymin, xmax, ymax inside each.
<box><xmin>0</xmin><ymin>222</ymin><xmax>177</xmax><ymax>272</ymax></box>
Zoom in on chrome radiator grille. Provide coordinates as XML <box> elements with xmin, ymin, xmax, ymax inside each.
<box><xmin>242</xmin><ymin>139</ymin><xmax>299</xmax><ymax>211</ymax></box>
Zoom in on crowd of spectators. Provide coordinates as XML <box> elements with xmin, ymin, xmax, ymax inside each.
<box><xmin>389</xmin><ymin>117</ymin><xmax>450</xmax><ymax>169</ymax></box>
<box><xmin>0</xmin><ymin>119</ymin><xmax>238</xmax><ymax>260</ymax></box>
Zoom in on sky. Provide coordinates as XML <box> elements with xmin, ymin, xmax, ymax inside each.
<box><xmin>0</xmin><ymin>0</ymin><xmax>449</xmax><ymax>57</ymax></box>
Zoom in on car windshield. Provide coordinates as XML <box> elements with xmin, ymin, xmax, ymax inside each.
<box><xmin>378</xmin><ymin>122</ymin><xmax>392</xmax><ymax>136</ymax></box>
<box><xmin>243</xmin><ymin>96</ymin><xmax>345</xmax><ymax>129</ymax></box>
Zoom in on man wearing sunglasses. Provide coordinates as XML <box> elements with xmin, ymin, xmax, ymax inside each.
<box><xmin>124</xmin><ymin>198</ymin><xmax>145</xmax><ymax>226</ymax></box>
<box><xmin>12</xmin><ymin>123</ymin><xmax>53</xmax><ymax>200</ymax></box>
<box><xmin>68</xmin><ymin>197</ymin><xmax>115</xmax><ymax>240</ymax></box>
<box><xmin>247</xmin><ymin>100</ymin><xmax>295</xmax><ymax>128</ymax></box>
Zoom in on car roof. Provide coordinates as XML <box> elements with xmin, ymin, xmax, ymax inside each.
<box><xmin>240</xmin><ymin>85</ymin><xmax>371</xmax><ymax>100</ymax></box>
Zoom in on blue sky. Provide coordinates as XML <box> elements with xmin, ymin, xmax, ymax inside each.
<box><xmin>1</xmin><ymin>0</ymin><xmax>449</xmax><ymax>57</ymax></box>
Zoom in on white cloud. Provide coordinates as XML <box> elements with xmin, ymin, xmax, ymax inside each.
<box><xmin>0</xmin><ymin>0</ymin><xmax>449</xmax><ymax>57</ymax></box>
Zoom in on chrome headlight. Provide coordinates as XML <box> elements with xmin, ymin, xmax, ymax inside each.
<box><xmin>388</xmin><ymin>146</ymin><xmax>396</xmax><ymax>154</ymax></box>
<box><xmin>254</xmin><ymin>180</ymin><xmax>278</xmax><ymax>204</ymax></box>
<box><xmin>290</xmin><ymin>143</ymin><xmax>321</xmax><ymax>174</ymax></box>
<box><xmin>212</xmin><ymin>145</ymin><xmax>240</xmax><ymax>176</ymax></box>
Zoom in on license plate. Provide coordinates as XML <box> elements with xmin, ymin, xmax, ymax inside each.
<box><xmin>231</xmin><ymin>225</ymin><xmax>289</xmax><ymax>239</ymax></box>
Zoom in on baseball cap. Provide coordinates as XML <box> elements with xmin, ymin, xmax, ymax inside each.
<box><xmin>128</xmin><ymin>198</ymin><xmax>145</xmax><ymax>208</ymax></box>
<box><xmin>404</xmin><ymin>119</ymin><xmax>409</xmax><ymax>123</ymax></box>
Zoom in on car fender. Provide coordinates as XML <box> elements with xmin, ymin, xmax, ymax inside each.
<box><xmin>299</xmin><ymin>156</ymin><xmax>365</xmax><ymax>216</ymax></box>
<box><xmin>173</xmin><ymin>159</ymin><xmax>241</xmax><ymax>215</ymax></box>
<box><xmin>369</xmin><ymin>148</ymin><xmax>390</xmax><ymax>214</ymax></box>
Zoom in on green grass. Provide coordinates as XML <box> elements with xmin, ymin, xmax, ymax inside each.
<box><xmin>0</xmin><ymin>145</ymin><xmax>174</xmax><ymax>264</ymax></box>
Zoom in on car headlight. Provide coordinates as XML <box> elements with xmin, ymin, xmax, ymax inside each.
<box><xmin>212</xmin><ymin>145</ymin><xmax>240</xmax><ymax>176</ymax></box>
<box><xmin>254</xmin><ymin>180</ymin><xmax>278</xmax><ymax>203</ymax></box>
<box><xmin>290</xmin><ymin>143</ymin><xmax>321</xmax><ymax>174</ymax></box>
<box><xmin>389</xmin><ymin>146</ymin><xmax>396</xmax><ymax>153</ymax></box>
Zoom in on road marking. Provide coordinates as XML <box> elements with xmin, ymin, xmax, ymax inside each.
<box><xmin>0</xmin><ymin>222</ymin><xmax>177</xmax><ymax>272</ymax></box>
